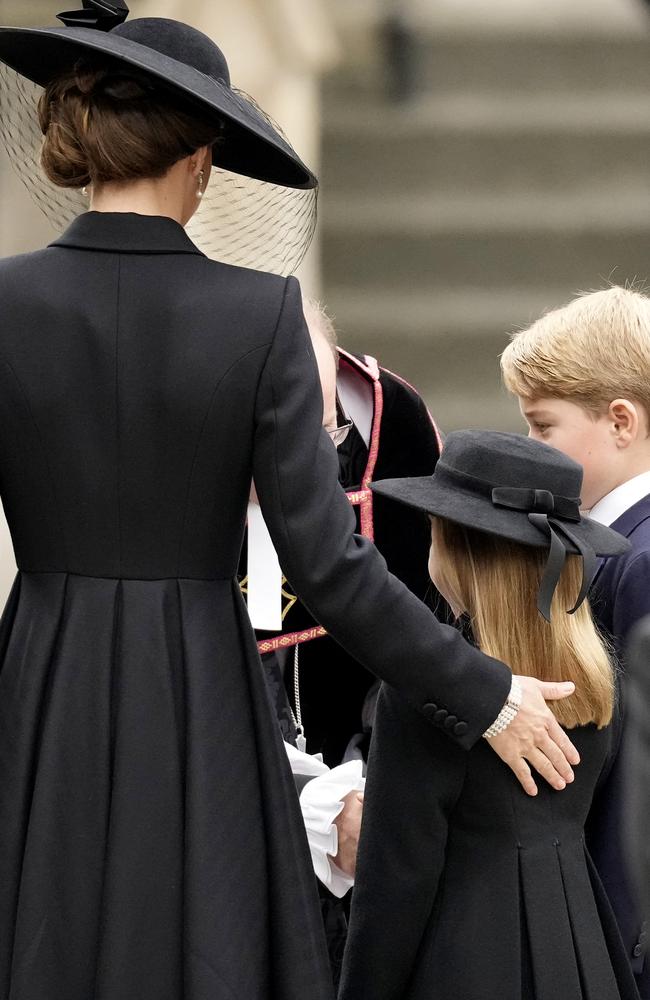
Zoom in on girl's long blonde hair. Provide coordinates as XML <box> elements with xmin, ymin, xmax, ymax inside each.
<box><xmin>432</xmin><ymin>517</ymin><xmax>614</xmax><ymax>728</ymax></box>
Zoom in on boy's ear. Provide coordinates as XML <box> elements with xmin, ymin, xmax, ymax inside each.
<box><xmin>608</xmin><ymin>398</ymin><xmax>639</xmax><ymax>448</ymax></box>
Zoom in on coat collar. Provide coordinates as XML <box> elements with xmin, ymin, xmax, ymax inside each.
<box><xmin>49</xmin><ymin>211</ymin><xmax>205</xmax><ymax>257</ymax></box>
<box><xmin>337</xmin><ymin>348</ymin><xmax>381</xmax><ymax>383</ymax></box>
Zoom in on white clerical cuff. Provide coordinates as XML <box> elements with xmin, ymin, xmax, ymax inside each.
<box><xmin>299</xmin><ymin>760</ymin><xmax>366</xmax><ymax>898</ymax></box>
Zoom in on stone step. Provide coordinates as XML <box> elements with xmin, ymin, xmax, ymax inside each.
<box><xmin>325</xmin><ymin>30</ymin><xmax>650</xmax><ymax>100</ymax></box>
<box><xmin>327</xmin><ymin>285</ymin><xmax>574</xmax><ymax>431</ymax></box>
<box><xmin>327</xmin><ymin>286</ymin><xmax>581</xmax><ymax>432</ymax></box>
<box><xmin>322</xmin><ymin>93</ymin><xmax>650</xmax><ymax>196</ymax></box>
<box><xmin>322</xmin><ymin>192</ymin><xmax>650</xmax><ymax>291</ymax></box>
<box><xmin>322</xmin><ymin>6</ymin><xmax>650</xmax><ymax>433</ymax></box>
<box><xmin>420</xmin><ymin>385</ymin><xmax>525</xmax><ymax>434</ymax></box>
<box><xmin>334</xmin><ymin>317</ymin><xmax>520</xmax><ymax>434</ymax></box>
<box><xmin>324</xmin><ymin>189</ymin><xmax>650</xmax><ymax>234</ymax></box>
<box><xmin>331</xmin><ymin>0</ymin><xmax>648</xmax><ymax>39</ymax></box>
<box><xmin>325</xmin><ymin>286</ymin><xmax>574</xmax><ymax>342</ymax></box>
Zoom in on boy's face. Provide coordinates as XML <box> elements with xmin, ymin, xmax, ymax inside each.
<box><xmin>518</xmin><ymin>396</ymin><xmax>618</xmax><ymax>509</ymax></box>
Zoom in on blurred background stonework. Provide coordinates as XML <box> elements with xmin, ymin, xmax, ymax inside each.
<box><xmin>0</xmin><ymin>0</ymin><xmax>649</xmax><ymax>600</ymax></box>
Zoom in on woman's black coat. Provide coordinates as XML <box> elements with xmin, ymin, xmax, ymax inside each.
<box><xmin>0</xmin><ymin>212</ymin><xmax>511</xmax><ymax>1000</ymax></box>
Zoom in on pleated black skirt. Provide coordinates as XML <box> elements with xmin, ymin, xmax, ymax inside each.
<box><xmin>405</xmin><ymin>837</ymin><xmax>641</xmax><ymax>1000</ymax></box>
<box><xmin>0</xmin><ymin>572</ymin><xmax>333</xmax><ymax>1000</ymax></box>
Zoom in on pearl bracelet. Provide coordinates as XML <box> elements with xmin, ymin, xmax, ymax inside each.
<box><xmin>483</xmin><ymin>678</ymin><xmax>523</xmax><ymax>740</ymax></box>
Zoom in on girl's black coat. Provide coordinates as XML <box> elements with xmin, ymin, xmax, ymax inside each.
<box><xmin>340</xmin><ymin>686</ymin><xmax>641</xmax><ymax>1000</ymax></box>
<box><xmin>0</xmin><ymin>212</ymin><xmax>510</xmax><ymax>1000</ymax></box>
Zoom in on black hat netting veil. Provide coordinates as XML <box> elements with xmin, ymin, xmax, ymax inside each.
<box><xmin>0</xmin><ymin>65</ymin><xmax>317</xmax><ymax>276</ymax></box>
<box><xmin>188</xmin><ymin>88</ymin><xmax>317</xmax><ymax>276</ymax></box>
<box><xmin>0</xmin><ymin>64</ymin><xmax>85</xmax><ymax>227</ymax></box>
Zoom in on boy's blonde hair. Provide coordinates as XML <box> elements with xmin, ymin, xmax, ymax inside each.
<box><xmin>432</xmin><ymin>518</ymin><xmax>614</xmax><ymax>729</ymax></box>
<box><xmin>501</xmin><ymin>286</ymin><xmax>650</xmax><ymax>417</ymax></box>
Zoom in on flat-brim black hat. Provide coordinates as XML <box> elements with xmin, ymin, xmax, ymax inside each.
<box><xmin>0</xmin><ymin>2</ymin><xmax>318</xmax><ymax>274</ymax></box>
<box><xmin>0</xmin><ymin>5</ymin><xmax>315</xmax><ymax>189</ymax></box>
<box><xmin>0</xmin><ymin>6</ymin><xmax>317</xmax><ymax>188</ymax></box>
<box><xmin>372</xmin><ymin>430</ymin><xmax>630</xmax><ymax>620</ymax></box>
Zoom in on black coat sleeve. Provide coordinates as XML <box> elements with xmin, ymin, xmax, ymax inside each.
<box><xmin>339</xmin><ymin>684</ymin><xmax>467</xmax><ymax>1000</ymax></box>
<box><xmin>252</xmin><ymin>277</ymin><xmax>511</xmax><ymax>748</ymax></box>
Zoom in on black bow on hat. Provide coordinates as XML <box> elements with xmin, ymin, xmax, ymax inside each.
<box><xmin>491</xmin><ymin>486</ymin><xmax>597</xmax><ymax>621</ymax></box>
<box><xmin>57</xmin><ymin>0</ymin><xmax>129</xmax><ymax>31</ymax></box>
<box><xmin>371</xmin><ymin>431</ymin><xmax>630</xmax><ymax>623</ymax></box>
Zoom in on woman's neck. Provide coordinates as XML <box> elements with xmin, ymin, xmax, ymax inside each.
<box><xmin>89</xmin><ymin>173</ymin><xmax>185</xmax><ymax>225</ymax></box>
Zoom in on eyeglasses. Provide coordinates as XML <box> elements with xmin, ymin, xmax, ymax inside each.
<box><xmin>327</xmin><ymin>391</ymin><xmax>353</xmax><ymax>448</ymax></box>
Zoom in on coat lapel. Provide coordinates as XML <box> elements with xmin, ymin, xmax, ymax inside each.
<box><xmin>591</xmin><ymin>493</ymin><xmax>650</xmax><ymax>586</ymax></box>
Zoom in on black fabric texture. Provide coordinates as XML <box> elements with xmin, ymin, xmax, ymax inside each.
<box><xmin>334</xmin><ymin>420</ymin><xmax>367</xmax><ymax>494</ymax></box>
<box><xmin>340</xmin><ymin>686</ymin><xmax>642</xmax><ymax>1000</ymax></box>
<box><xmin>587</xmin><ymin>497</ymin><xmax>650</xmax><ymax>998</ymax></box>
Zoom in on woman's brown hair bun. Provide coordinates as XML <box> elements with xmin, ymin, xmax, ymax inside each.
<box><xmin>38</xmin><ymin>57</ymin><xmax>223</xmax><ymax>189</ymax></box>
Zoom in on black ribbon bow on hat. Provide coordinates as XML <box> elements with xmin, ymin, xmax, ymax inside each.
<box><xmin>57</xmin><ymin>0</ymin><xmax>129</xmax><ymax>31</ymax></box>
<box><xmin>492</xmin><ymin>486</ymin><xmax>596</xmax><ymax>622</ymax></box>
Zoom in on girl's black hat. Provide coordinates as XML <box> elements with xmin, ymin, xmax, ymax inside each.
<box><xmin>372</xmin><ymin>430</ymin><xmax>630</xmax><ymax>621</ymax></box>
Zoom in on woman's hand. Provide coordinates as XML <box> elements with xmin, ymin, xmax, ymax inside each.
<box><xmin>487</xmin><ymin>676</ymin><xmax>581</xmax><ymax>796</ymax></box>
<box><xmin>333</xmin><ymin>791</ymin><xmax>364</xmax><ymax>877</ymax></box>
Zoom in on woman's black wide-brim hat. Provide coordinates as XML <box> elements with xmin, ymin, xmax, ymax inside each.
<box><xmin>0</xmin><ymin>2</ymin><xmax>315</xmax><ymax>188</ymax></box>
<box><xmin>0</xmin><ymin>0</ymin><xmax>317</xmax><ymax>274</ymax></box>
<box><xmin>373</xmin><ymin>430</ymin><xmax>630</xmax><ymax>620</ymax></box>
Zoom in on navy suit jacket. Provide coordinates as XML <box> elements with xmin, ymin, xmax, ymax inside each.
<box><xmin>627</xmin><ymin>619</ymin><xmax>650</xmax><ymax>919</ymax></box>
<box><xmin>587</xmin><ymin>492</ymin><xmax>650</xmax><ymax>997</ymax></box>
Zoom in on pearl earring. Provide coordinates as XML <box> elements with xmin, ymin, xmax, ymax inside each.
<box><xmin>197</xmin><ymin>170</ymin><xmax>204</xmax><ymax>199</ymax></box>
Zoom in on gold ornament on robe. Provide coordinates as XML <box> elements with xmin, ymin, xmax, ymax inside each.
<box><xmin>239</xmin><ymin>575</ymin><xmax>297</xmax><ymax>621</ymax></box>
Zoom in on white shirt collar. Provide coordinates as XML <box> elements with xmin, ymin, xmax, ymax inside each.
<box><xmin>336</xmin><ymin>363</ymin><xmax>374</xmax><ymax>449</ymax></box>
<box><xmin>587</xmin><ymin>470</ymin><xmax>650</xmax><ymax>527</ymax></box>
